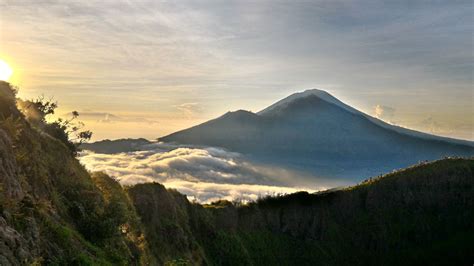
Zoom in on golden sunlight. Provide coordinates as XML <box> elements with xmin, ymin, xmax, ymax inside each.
<box><xmin>0</xmin><ymin>59</ymin><xmax>13</xmax><ymax>81</ymax></box>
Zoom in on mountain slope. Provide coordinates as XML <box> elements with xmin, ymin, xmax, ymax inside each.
<box><xmin>259</xmin><ymin>89</ymin><xmax>472</xmax><ymax>146</ymax></box>
<box><xmin>160</xmin><ymin>89</ymin><xmax>474</xmax><ymax>179</ymax></box>
<box><xmin>0</xmin><ymin>82</ymin><xmax>153</xmax><ymax>265</ymax></box>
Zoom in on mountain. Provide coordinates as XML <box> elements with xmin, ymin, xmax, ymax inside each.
<box><xmin>160</xmin><ymin>89</ymin><xmax>474</xmax><ymax>179</ymax></box>
<box><xmin>81</xmin><ymin>138</ymin><xmax>151</xmax><ymax>154</ymax></box>
<box><xmin>1</xmin><ymin>82</ymin><xmax>473</xmax><ymax>265</ymax></box>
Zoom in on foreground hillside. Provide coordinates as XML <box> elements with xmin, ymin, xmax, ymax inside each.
<box><xmin>0</xmin><ymin>82</ymin><xmax>153</xmax><ymax>264</ymax></box>
<box><xmin>0</xmin><ymin>82</ymin><xmax>473</xmax><ymax>265</ymax></box>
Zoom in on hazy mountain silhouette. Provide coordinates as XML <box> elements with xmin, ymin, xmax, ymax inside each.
<box><xmin>81</xmin><ymin>138</ymin><xmax>151</xmax><ymax>154</ymax></box>
<box><xmin>160</xmin><ymin>89</ymin><xmax>474</xmax><ymax>179</ymax></box>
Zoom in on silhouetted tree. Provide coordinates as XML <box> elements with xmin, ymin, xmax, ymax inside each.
<box><xmin>31</xmin><ymin>96</ymin><xmax>92</xmax><ymax>155</ymax></box>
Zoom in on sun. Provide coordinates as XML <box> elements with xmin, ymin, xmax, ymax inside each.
<box><xmin>0</xmin><ymin>59</ymin><xmax>13</xmax><ymax>81</ymax></box>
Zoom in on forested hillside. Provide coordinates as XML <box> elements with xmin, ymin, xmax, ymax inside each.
<box><xmin>127</xmin><ymin>158</ymin><xmax>474</xmax><ymax>265</ymax></box>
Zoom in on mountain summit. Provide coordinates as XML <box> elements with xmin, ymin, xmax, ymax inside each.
<box><xmin>160</xmin><ymin>89</ymin><xmax>473</xmax><ymax>180</ymax></box>
<box><xmin>258</xmin><ymin>89</ymin><xmax>351</xmax><ymax>115</ymax></box>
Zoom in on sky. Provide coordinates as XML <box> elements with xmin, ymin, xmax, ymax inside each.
<box><xmin>0</xmin><ymin>0</ymin><xmax>472</xmax><ymax>140</ymax></box>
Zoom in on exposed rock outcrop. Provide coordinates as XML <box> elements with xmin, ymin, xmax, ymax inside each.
<box><xmin>0</xmin><ymin>129</ymin><xmax>23</xmax><ymax>200</ymax></box>
<box><xmin>0</xmin><ymin>216</ymin><xmax>31</xmax><ymax>265</ymax></box>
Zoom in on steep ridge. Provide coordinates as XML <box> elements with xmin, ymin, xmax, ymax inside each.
<box><xmin>0</xmin><ymin>82</ymin><xmax>153</xmax><ymax>265</ymax></box>
<box><xmin>160</xmin><ymin>90</ymin><xmax>473</xmax><ymax>179</ymax></box>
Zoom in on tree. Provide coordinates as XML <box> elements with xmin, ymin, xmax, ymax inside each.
<box><xmin>30</xmin><ymin>96</ymin><xmax>93</xmax><ymax>155</ymax></box>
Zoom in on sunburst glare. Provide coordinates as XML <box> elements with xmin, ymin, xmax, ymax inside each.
<box><xmin>0</xmin><ymin>59</ymin><xmax>13</xmax><ymax>81</ymax></box>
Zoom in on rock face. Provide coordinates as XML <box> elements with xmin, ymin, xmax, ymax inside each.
<box><xmin>0</xmin><ymin>129</ymin><xmax>23</xmax><ymax>200</ymax></box>
<box><xmin>0</xmin><ymin>217</ymin><xmax>31</xmax><ymax>265</ymax></box>
<box><xmin>0</xmin><ymin>87</ymin><xmax>31</xmax><ymax>265</ymax></box>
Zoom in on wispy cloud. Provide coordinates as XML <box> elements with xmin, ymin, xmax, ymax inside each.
<box><xmin>67</xmin><ymin>111</ymin><xmax>160</xmax><ymax>124</ymax></box>
<box><xmin>175</xmin><ymin>102</ymin><xmax>203</xmax><ymax>118</ymax></box>
<box><xmin>373</xmin><ymin>104</ymin><xmax>396</xmax><ymax>123</ymax></box>
<box><xmin>70</xmin><ymin>111</ymin><xmax>120</xmax><ymax>123</ymax></box>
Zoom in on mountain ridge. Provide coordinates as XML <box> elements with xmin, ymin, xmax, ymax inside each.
<box><xmin>160</xmin><ymin>89</ymin><xmax>473</xmax><ymax>179</ymax></box>
<box><xmin>163</xmin><ymin>89</ymin><xmax>473</xmax><ymax>147</ymax></box>
<box><xmin>262</xmin><ymin>89</ymin><xmax>471</xmax><ymax>146</ymax></box>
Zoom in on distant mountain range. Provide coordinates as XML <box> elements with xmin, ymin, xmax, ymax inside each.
<box><xmin>81</xmin><ymin>138</ymin><xmax>151</xmax><ymax>154</ymax></box>
<box><xmin>159</xmin><ymin>89</ymin><xmax>473</xmax><ymax>180</ymax></box>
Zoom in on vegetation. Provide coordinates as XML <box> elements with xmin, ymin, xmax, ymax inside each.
<box><xmin>20</xmin><ymin>94</ymin><xmax>92</xmax><ymax>154</ymax></box>
<box><xmin>0</xmin><ymin>82</ymin><xmax>149</xmax><ymax>265</ymax></box>
<box><xmin>125</xmin><ymin>158</ymin><xmax>474</xmax><ymax>266</ymax></box>
<box><xmin>203</xmin><ymin>158</ymin><xmax>474</xmax><ymax>265</ymax></box>
<box><xmin>0</xmin><ymin>81</ymin><xmax>472</xmax><ymax>265</ymax></box>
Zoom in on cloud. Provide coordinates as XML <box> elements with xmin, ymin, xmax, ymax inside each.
<box><xmin>71</xmin><ymin>111</ymin><xmax>120</xmax><ymax>123</ymax></box>
<box><xmin>79</xmin><ymin>143</ymin><xmax>345</xmax><ymax>203</ymax></box>
<box><xmin>373</xmin><ymin>104</ymin><xmax>396</xmax><ymax>122</ymax></box>
<box><xmin>70</xmin><ymin>111</ymin><xmax>159</xmax><ymax>124</ymax></box>
<box><xmin>175</xmin><ymin>103</ymin><xmax>203</xmax><ymax>118</ymax></box>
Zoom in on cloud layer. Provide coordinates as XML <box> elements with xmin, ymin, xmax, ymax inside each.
<box><xmin>79</xmin><ymin>143</ymin><xmax>345</xmax><ymax>203</ymax></box>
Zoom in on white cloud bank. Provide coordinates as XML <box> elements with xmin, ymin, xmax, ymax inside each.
<box><xmin>79</xmin><ymin>143</ymin><xmax>345</xmax><ymax>203</ymax></box>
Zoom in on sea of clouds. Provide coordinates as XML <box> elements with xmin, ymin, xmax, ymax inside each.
<box><xmin>79</xmin><ymin>142</ymin><xmax>345</xmax><ymax>203</ymax></box>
